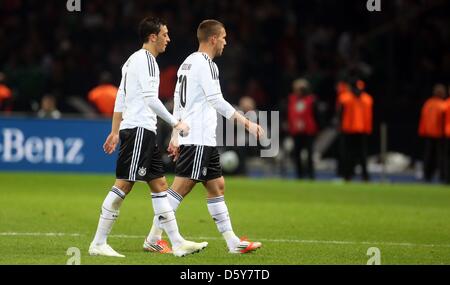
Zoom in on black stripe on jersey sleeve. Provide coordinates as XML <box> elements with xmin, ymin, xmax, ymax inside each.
<box><xmin>208</xmin><ymin>61</ymin><xmax>215</xmax><ymax>80</ymax></box>
<box><xmin>124</xmin><ymin>73</ymin><xmax>127</xmax><ymax>96</ymax></box>
<box><xmin>150</xmin><ymin>54</ymin><xmax>155</xmax><ymax>76</ymax></box>
<box><xmin>212</xmin><ymin>63</ymin><xmax>219</xmax><ymax>80</ymax></box>
<box><xmin>145</xmin><ymin>51</ymin><xmax>154</xmax><ymax>77</ymax></box>
<box><xmin>202</xmin><ymin>54</ymin><xmax>215</xmax><ymax>80</ymax></box>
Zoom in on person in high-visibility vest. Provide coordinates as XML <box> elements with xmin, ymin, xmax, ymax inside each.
<box><xmin>337</xmin><ymin>79</ymin><xmax>373</xmax><ymax>181</ymax></box>
<box><xmin>0</xmin><ymin>72</ymin><xmax>13</xmax><ymax>112</ymax></box>
<box><xmin>419</xmin><ymin>84</ymin><xmax>447</xmax><ymax>182</ymax></box>
<box><xmin>87</xmin><ymin>72</ymin><xmax>118</xmax><ymax>117</ymax></box>
<box><xmin>287</xmin><ymin>78</ymin><xmax>319</xmax><ymax>179</ymax></box>
<box><xmin>335</xmin><ymin>80</ymin><xmax>351</xmax><ymax>178</ymax></box>
<box><xmin>445</xmin><ymin>84</ymin><xmax>450</xmax><ymax>183</ymax></box>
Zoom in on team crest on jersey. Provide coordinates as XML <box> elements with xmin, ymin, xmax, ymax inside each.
<box><xmin>138</xmin><ymin>167</ymin><xmax>147</xmax><ymax>177</ymax></box>
<box><xmin>202</xmin><ymin>167</ymin><xmax>207</xmax><ymax>176</ymax></box>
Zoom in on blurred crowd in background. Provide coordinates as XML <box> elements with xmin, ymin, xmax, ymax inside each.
<box><xmin>1</xmin><ymin>0</ymin><xmax>450</xmax><ymax>182</ymax></box>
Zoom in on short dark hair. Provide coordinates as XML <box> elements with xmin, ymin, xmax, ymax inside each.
<box><xmin>139</xmin><ymin>17</ymin><xmax>166</xmax><ymax>44</ymax></box>
<box><xmin>197</xmin><ymin>19</ymin><xmax>224</xmax><ymax>42</ymax></box>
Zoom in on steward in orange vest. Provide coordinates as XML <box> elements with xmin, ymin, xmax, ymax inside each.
<box><xmin>0</xmin><ymin>73</ymin><xmax>13</xmax><ymax>112</ymax></box>
<box><xmin>445</xmin><ymin>84</ymin><xmax>450</xmax><ymax>183</ymax></box>
<box><xmin>87</xmin><ymin>72</ymin><xmax>118</xmax><ymax>117</ymax></box>
<box><xmin>337</xmin><ymin>79</ymin><xmax>373</xmax><ymax>181</ymax></box>
<box><xmin>419</xmin><ymin>84</ymin><xmax>447</xmax><ymax>182</ymax></box>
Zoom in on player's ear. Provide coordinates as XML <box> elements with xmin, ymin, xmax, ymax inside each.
<box><xmin>149</xmin><ymin>33</ymin><xmax>158</xmax><ymax>42</ymax></box>
<box><xmin>210</xmin><ymin>35</ymin><xmax>217</xmax><ymax>45</ymax></box>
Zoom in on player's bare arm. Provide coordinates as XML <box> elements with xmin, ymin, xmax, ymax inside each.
<box><xmin>103</xmin><ymin>111</ymin><xmax>123</xmax><ymax>154</ymax></box>
<box><xmin>231</xmin><ymin>111</ymin><xmax>265</xmax><ymax>139</ymax></box>
<box><xmin>167</xmin><ymin>129</ymin><xmax>180</xmax><ymax>161</ymax></box>
<box><xmin>173</xmin><ymin>120</ymin><xmax>189</xmax><ymax>137</ymax></box>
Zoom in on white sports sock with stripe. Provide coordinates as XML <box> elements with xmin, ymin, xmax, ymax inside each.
<box><xmin>152</xmin><ymin>191</ymin><xmax>185</xmax><ymax>248</ymax></box>
<box><xmin>146</xmin><ymin>188</ymin><xmax>183</xmax><ymax>243</ymax></box>
<box><xmin>92</xmin><ymin>186</ymin><xmax>126</xmax><ymax>246</ymax></box>
<box><xmin>207</xmin><ymin>196</ymin><xmax>240</xmax><ymax>250</ymax></box>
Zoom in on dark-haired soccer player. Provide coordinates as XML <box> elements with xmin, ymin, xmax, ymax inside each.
<box><xmin>89</xmin><ymin>17</ymin><xmax>207</xmax><ymax>257</ymax></box>
<box><xmin>144</xmin><ymin>20</ymin><xmax>263</xmax><ymax>254</ymax></box>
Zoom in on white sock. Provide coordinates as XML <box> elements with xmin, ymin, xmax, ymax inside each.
<box><xmin>152</xmin><ymin>191</ymin><xmax>185</xmax><ymax>248</ymax></box>
<box><xmin>92</xmin><ymin>186</ymin><xmax>125</xmax><ymax>246</ymax></box>
<box><xmin>146</xmin><ymin>215</ymin><xmax>163</xmax><ymax>244</ymax></box>
<box><xmin>167</xmin><ymin>188</ymin><xmax>183</xmax><ymax>211</ymax></box>
<box><xmin>207</xmin><ymin>196</ymin><xmax>240</xmax><ymax>249</ymax></box>
<box><xmin>146</xmin><ymin>188</ymin><xmax>183</xmax><ymax>244</ymax></box>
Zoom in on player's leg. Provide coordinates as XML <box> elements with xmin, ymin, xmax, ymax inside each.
<box><xmin>145</xmin><ymin>176</ymin><xmax>196</xmax><ymax>249</ymax></box>
<box><xmin>197</xmin><ymin>146</ymin><xmax>260</xmax><ymax>253</ymax></box>
<box><xmin>143</xmin><ymin>142</ymin><xmax>198</xmax><ymax>254</ymax></box>
<box><xmin>203</xmin><ymin>176</ymin><xmax>262</xmax><ymax>254</ymax></box>
<box><xmin>146</xmin><ymin>176</ymin><xmax>207</xmax><ymax>257</ymax></box>
<box><xmin>89</xmin><ymin>179</ymin><xmax>133</xmax><ymax>257</ymax></box>
<box><xmin>89</xmin><ymin>128</ymin><xmax>142</xmax><ymax>257</ymax></box>
<box><xmin>144</xmin><ymin>144</ymin><xmax>205</xmax><ymax>252</ymax></box>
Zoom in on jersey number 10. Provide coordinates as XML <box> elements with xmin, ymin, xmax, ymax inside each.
<box><xmin>178</xmin><ymin>75</ymin><xmax>187</xmax><ymax>108</ymax></box>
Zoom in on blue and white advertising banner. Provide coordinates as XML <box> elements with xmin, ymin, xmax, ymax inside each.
<box><xmin>0</xmin><ymin>117</ymin><xmax>116</xmax><ymax>173</ymax></box>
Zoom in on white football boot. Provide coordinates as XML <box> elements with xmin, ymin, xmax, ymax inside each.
<box><xmin>88</xmin><ymin>243</ymin><xmax>125</xmax><ymax>258</ymax></box>
<box><xmin>172</xmin><ymin>240</ymin><xmax>208</xmax><ymax>257</ymax></box>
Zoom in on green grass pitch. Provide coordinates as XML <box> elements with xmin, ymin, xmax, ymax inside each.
<box><xmin>0</xmin><ymin>172</ymin><xmax>449</xmax><ymax>265</ymax></box>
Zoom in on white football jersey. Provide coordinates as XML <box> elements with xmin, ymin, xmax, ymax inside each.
<box><xmin>114</xmin><ymin>49</ymin><xmax>160</xmax><ymax>133</ymax></box>
<box><xmin>174</xmin><ymin>52</ymin><xmax>235</xmax><ymax>146</ymax></box>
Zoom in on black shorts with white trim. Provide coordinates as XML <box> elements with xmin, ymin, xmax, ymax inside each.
<box><xmin>175</xmin><ymin>145</ymin><xmax>222</xmax><ymax>182</ymax></box>
<box><xmin>116</xmin><ymin>127</ymin><xmax>165</xmax><ymax>182</ymax></box>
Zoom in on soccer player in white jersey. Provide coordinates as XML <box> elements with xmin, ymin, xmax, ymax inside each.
<box><xmin>144</xmin><ymin>19</ymin><xmax>264</xmax><ymax>254</ymax></box>
<box><xmin>88</xmin><ymin>17</ymin><xmax>208</xmax><ymax>258</ymax></box>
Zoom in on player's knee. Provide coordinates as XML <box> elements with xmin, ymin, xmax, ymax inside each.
<box><xmin>208</xmin><ymin>178</ymin><xmax>225</xmax><ymax>196</ymax></box>
<box><xmin>149</xmin><ymin>178</ymin><xmax>169</xmax><ymax>193</ymax></box>
<box><xmin>114</xmin><ymin>180</ymin><xmax>133</xmax><ymax>194</ymax></box>
<box><xmin>158</xmin><ymin>180</ymin><xmax>169</xmax><ymax>191</ymax></box>
<box><xmin>217</xmin><ymin>178</ymin><xmax>225</xmax><ymax>192</ymax></box>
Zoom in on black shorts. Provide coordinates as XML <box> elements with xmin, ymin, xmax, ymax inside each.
<box><xmin>116</xmin><ymin>127</ymin><xmax>165</xmax><ymax>182</ymax></box>
<box><xmin>175</xmin><ymin>145</ymin><xmax>222</xmax><ymax>182</ymax></box>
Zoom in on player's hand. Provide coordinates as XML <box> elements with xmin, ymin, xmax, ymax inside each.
<box><xmin>247</xmin><ymin>121</ymin><xmax>265</xmax><ymax>139</ymax></box>
<box><xmin>174</xmin><ymin>121</ymin><xmax>190</xmax><ymax>137</ymax></box>
<box><xmin>167</xmin><ymin>140</ymin><xmax>180</xmax><ymax>162</ymax></box>
<box><xmin>103</xmin><ymin>133</ymin><xmax>119</xmax><ymax>155</ymax></box>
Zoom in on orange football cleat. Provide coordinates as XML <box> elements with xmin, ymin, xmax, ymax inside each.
<box><xmin>229</xmin><ymin>237</ymin><xmax>262</xmax><ymax>254</ymax></box>
<box><xmin>143</xmin><ymin>239</ymin><xmax>173</xmax><ymax>254</ymax></box>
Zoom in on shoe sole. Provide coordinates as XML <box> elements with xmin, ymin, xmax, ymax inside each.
<box><xmin>229</xmin><ymin>245</ymin><xmax>262</xmax><ymax>254</ymax></box>
<box><xmin>174</xmin><ymin>244</ymin><xmax>208</xmax><ymax>257</ymax></box>
<box><xmin>88</xmin><ymin>250</ymin><xmax>125</xmax><ymax>257</ymax></box>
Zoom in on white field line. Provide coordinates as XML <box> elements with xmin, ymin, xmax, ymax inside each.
<box><xmin>1</xmin><ymin>232</ymin><xmax>450</xmax><ymax>248</ymax></box>
<box><xmin>0</xmin><ymin>232</ymin><xmax>82</xmax><ymax>237</ymax></box>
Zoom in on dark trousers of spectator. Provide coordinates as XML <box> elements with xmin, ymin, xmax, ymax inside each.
<box><xmin>423</xmin><ymin>138</ymin><xmax>444</xmax><ymax>182</ymax></box>
<box><xmin>337</xmin><ymin>134</ymin><xmax>345</xmax><ymax>178</ymax></box>
<box><xmin>443</xmin><ymin>138</ymin><xmax>450</xmax><ymax>184</ymax></box>
<box><xmin>341</xmin><ymin>133</ymin><xmax>370</xmax><ymax>181</ymax></box>
<box><xmin>293</xmin><ymin>134</ymin><xmax>315</xmax><ymax>179</ymax></box>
